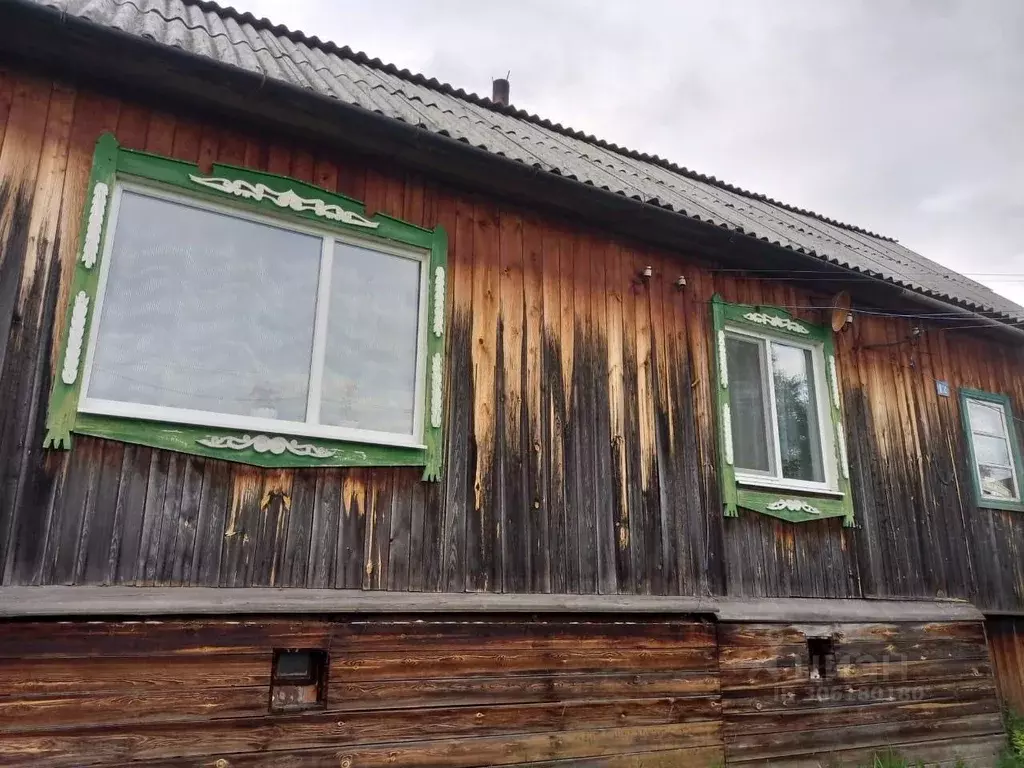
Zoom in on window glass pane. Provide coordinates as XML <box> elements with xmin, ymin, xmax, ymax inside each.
<box><xmin>974</xmin><ymin>433</ymin><xmax>1011</xmax><ymax>468</ymax></box>
<box><xmin>87</xmin><ymin>191</ymin><xmax>320</xmax><ymax>421</ymax></box>
<box><xmin>968</xmin><ymin>400</ymin><xmax>1005</xmax><ymax>435</ymax></box>
<box><xmin>979</xmin><ymin>464</ymin><xmax>1017</xmax><ymax>500</ymax></box>
<box><xmin>771</xmin><ymin>342</ymin><xmax>824</xmax><ymax>483</ymax></box>
<box><xmin>320</xmin><ymin>242</ymin><xmax>421</xmax><ymax>435</ymax></box>
<box><xmin>726</xmin><ymin>336</ymin><xmax>772</xmax><ymax>473</ymax></box>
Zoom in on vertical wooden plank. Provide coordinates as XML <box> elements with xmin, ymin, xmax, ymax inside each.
<box><xmin>166</xmin><ymin>456</ymin><xmax>204</xmax><ymax>584</ymax></box>
<box><xmin>362</xmin><ymin>470</ymin><xmax>393</xmax><ymax>590</ymax></box>
<box><xmin>306</xmin><ymin>469</ymin><xmax>339</xmax><ymax>589</ymax></box>
<box><xmin>386</xmin><ymin>470</ymin><xmax>413</xmax><ymax>591</ymax></box>
<box><xmin>522</xmin><ymin>216</ymin><xmax>548</xmax><ymax>592</ymax></box>
<box><xmin>632</xmin><ymin>247</ymin><xmax>657</xmax><ymax>594</ymax></box>
<box><xmin>249</xmin><ymin>469</ymin><xmax>293</xmax><ymax>586</ymax></box>
<box><xmin>605</xmin><ymin>241</ymin><xmax>631</xmax><ymax>593</ymax></box>
<box><xmin>467</xmin><ymin>203</ymin><xmax>500</xmax><ymax>592</ymax></box>
<box><xmin>80</xmin><ymin>440</ymin><xmax>126</xmax><ymax>584</ymax></box>
<box><xmin>218</xmin><ymin>467</ymin><xmax>263</xmax><ymax>587</ymax></box>
<box><xmin>589</xmin><ymin>236</ymin><xmax>616</xmax><ymax>594</ymax></box>
<box><xmin>498</xmin><ymin>210</ymin><xmax>527</xmax><ymax>592</ymax></box>
<box><xmin>541</xmin><ymin>224</ymin><xmax>567</xmax><ymax>594</ymax></box>
<box><xmin>440</xmin><ymin>192</ymin><xmax>470</xmax><ymax>593</ymax></box>
<box><xmin>111</xmin><ymin>446</ymin><xmax>152</xmax><ymax>583</ymax></box>
<box><xmin>189</xmin><ymin>457</ymin><xmax>230</xmax><ymax>585</ymax></box>
<box><xmin>336</xmin><ymin>468</ymin><xmax>365</xmax><ymax>590</ymax></box>
<box><xmin>277</xmin><ymin>469</ymin><xmax>316</xmax><ymax>587</ymax></box>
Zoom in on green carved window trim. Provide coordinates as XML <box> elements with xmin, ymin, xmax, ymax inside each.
<box><xmin>958</xmin><ymin>388</ymin><xmax>1024</xmax><ymax>512</ymax></box>
<box><xmin>710</xmin><ymin>295</ymin><xmax>854</xmax><ymax>526</ymax></box>
<box><xmin>44</xmin><ymin>133</ymin><xmax>448</xmax><ymax>480</ymax></box>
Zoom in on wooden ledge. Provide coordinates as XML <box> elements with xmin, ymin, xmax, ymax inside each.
<box><xmin>0</xmin><ymin>587</ymin><xmax>984</xmax><ymax>623</ymax></box>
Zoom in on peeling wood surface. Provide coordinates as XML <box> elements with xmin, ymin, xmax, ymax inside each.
<box><xmin>988</xmin><ymin>617</ymin><xmax>1024</xmax><ymax>713</ymax></box>
<box><xmin>0</xmin><ymin>69</ymin><xmax>1022</xmax><ymax>611</ymax></box>
<box><xmin>0</xmin><ymin>616</ymin><xmax>723</xmax><ymax>767</ymax></box>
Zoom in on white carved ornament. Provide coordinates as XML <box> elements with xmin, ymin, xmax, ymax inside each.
<box><xmin>837</xmin><ymin>421</ymin><xmax>849</xmax><ymax>479</ymax></box>
<box><xmin>742</xmin><ymin>311</ymin><xmax>809</xmax><ymax>335</ymax></box>
<box><xmin>81</xmin><ymin>182</ymin><xmax>109</xmax><ymax>269</ymax></box>
<box><xmin>188</xmin><ymin>175</ymin><xmax>380</xmax><ymax>230</ymax></box>
<box><xmin>61</xmin><ymin>291</ymin><xmax>90</xmax><ymax>385</ymax></box>
<box><xmin>828</xmin><ymin>356</ymin><xmax>840</xmax><ymax>410</ymax></box>
<box><xmin>197</xmin><ymin>434</ymin><xmax>336</xmax><ymax>458</ymax></box>
<box><xmin>717</xmin><ymin>330</ymin><xmax>728</xmax><ymax>388</ymax></box>
<box><xmin>722</xmin><ymin>402</ymin><xmax>734</xmax><ymax>465</ymax></box>
<box><xmin>433</xmin><ymin>266</ymin><xmax>446</xmax><ymax>337</ymax></box>
<box><xmin>430</xmin><ymin>353</ymin><xmax>443</xmax><ymax>428</ymax></box>
<box><xmin>767</xmin><ymin>498</ymin><xmax>822</xmax><ymax>515</ymax></box>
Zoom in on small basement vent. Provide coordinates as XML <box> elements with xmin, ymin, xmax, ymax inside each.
<box><xmin>807</xmin><ymin>637</ymin><xmax>835</xmax><ymax>681</ymax></box>
<box><xmin>270</xmin><ymin>649</ymin><xmax>327</xmax><ymax>712</ymax></box>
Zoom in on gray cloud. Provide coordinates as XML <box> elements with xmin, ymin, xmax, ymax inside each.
<box><xmin>244</xmin><ymin>0</ymin><xmax>1024</xmax><ymax>304</ymax></box>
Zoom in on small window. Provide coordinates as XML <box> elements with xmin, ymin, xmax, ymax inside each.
<box><xmin>807</xmin><ymin>637</ymin><xmax>835</xmax><ymax>681</ymax></box>
<box><xmin>960</xmin><ymin>389</ymin><xmax>1024</xmax><ymax>510</ymax></box>
<box><xmin>271</xmin><ymin>649</ymin><xmax>327</xmax><ymax>711</ymax></box>
<box><xmin>80</xmin><ymin>186</ymin><xmax>428</xmax><ymax>449</ymax></box>
<box><xmin>725</xmin><ymin>329</ymin><xmax>833</xmax><ymax>491</ymax></box>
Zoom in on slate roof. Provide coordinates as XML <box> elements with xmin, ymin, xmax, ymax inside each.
<box><xmin>27</xmin><ymin>0</ymin><xmax>1024</xmax><ymax>322</ymax></box>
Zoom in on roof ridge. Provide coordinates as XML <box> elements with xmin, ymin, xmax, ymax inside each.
<box><xmin>174</xmin><ymin>0</ymin><xmax>898</xmax><ymax>243</ymax></box>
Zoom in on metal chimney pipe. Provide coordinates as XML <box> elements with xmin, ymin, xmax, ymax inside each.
<box><xmin>492</xmin><ymin>77</ymin><xmax>510</xmax><ymax>106</ymax></box>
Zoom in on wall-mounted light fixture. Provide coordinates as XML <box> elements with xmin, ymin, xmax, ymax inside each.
<box><xmin>675</xmin><ymin>276</ymin><xmax>687</xmax><ymax>289</ymax></box>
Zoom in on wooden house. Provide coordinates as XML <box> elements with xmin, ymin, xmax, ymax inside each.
<box><xmin>0</xmin><ymin>0</ymin><xmax>1023</xmax><ymax>765</ymax></box>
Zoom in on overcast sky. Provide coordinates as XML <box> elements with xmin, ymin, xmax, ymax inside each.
<box><xmin>243</xmin><ymin>1</ymin><xmax>1024</xmax><ymax>305</ymax></box>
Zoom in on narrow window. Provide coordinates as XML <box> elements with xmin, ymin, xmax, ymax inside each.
<box><xmin>961</xmin><ymin>389</ymin><xmax>1024</xmax><ymax>509</ymax></box>
<box><xmin>270</xmin><ymin>649</ymin><xmax>328</xmax><ymax>712</ymax></box>
<box><xmin>807</xmin><ymin>637</ymin><xmax>834</xmax><ymax>681</ymax></box>
<box><xmin>725</xmin><ymin>330</ymin><xmax>832</xmax><ymax>489</ymax></box>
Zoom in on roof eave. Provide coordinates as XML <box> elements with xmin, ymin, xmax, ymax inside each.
<box><xmin>3</xmin><ymin>0</ymin><xmax>1022</xmax><ymax>342</ymax></box>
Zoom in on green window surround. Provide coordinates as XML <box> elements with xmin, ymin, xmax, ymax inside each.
<box><xmin>959</xmin><ymin>388</ymin><xmax>1024</xmax><ymax>512</ymax></box>
<box><xmin>44</xmin><ymin>133</ymin><xmax>448</xmax><ymax>480</ymax></box>
<box><xmin>711</xmin><ymin>295</ymin><xmax>855</xmax><ymax>526</ymax></box>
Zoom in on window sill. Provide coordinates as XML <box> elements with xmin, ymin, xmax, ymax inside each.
<box><xmin>736</xmin><ymin>476</ymin><xmax>844</xmax><ymax>499</ymax></box>
<box><xmin>977</xmin><ymin>498</ymin><xmax>1024</xmax><ymax>513</ymax></box>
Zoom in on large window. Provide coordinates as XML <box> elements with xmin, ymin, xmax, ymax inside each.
<box><xmin>81</xmin><ymin>186</ymin><xmax>427</xmax><ymax>448</ymax></box>
<box><xmin>45</xmin><ymin>133</ymin><xmax>447</xmax><ymax>477</ymax></box>
<box><xmin>960</xmin><ymin>388</ymin><xmax>1024</xmax><ymax>510</ymax></box>
<box><xmin>712</xmin><ymin>297</ymin><xmax>853</xmax><ymax>525</ymax></box>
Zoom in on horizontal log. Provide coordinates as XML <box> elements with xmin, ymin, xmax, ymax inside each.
<box><xmin>721</xmin><ymin>677</ymin><xmax>997</xmax><ymax>715</ymax></box>
<box><xmin>720</xmin><ymin>657</ymin><xmax>994</xmax><ymax>691</ymax></box>
<box><xmin>717</xmin><ymin>621</ymin><xmax>986</xmax><ymax>649</ymax></box>
<box><xmin>727</xmin><ymin>734</ymin><xmax>1004</xmax><ymax>768</ymax></box>
<box><xmin>0</xmin><ymin>654</ymin><xmax>270</xmax><ymax>695</ymax></box>
<box><xmin>329</xmin><ymin>648</ymin><xmax>717</xmax><ymax>681</ymax></box>
<box><xmin>718</xmin><ymin>638</ymin><xmax>988</xmax><ymax>670</ymax></box>
<box><xmin>0</xmin><ymin>619</ymin><xmax>331</xmax><ymax>659</ymax></box>
<box><xmin>331</xmin><ymin>619</ymin><xmax>716</xmax><ymax>650</ymax></box>
<box><xmin>724</xmin><ymin>692</ymin><xmax>999</xmax><ymax>736</ymax></box>
<box><xmin>328</xmin><ymin>671</ymin><xmax>719</xmax><ymax>710</ymax></box>
<box><xmin>123</xmin><ymin>724</ymin><xmax>723</xmax><ymax>768</ymax></box>
<box><xmin>0</xmin><ymin>699</ymin><xmax>722</xmax><ymax>766</ymax></box>
<box><xmin>0</xmin><ymin>588</ymin><xmax>983</xmax><ymax>623</ymax></box>
<box><xmin>0</xmin><ymin>686</ymin><xmax>269</xmax><ymax>731</ymax></box>
<box><xmin>725</xmin><ymin>711</ymin><xmax>1004</xmax><ymax>761</ymax></box>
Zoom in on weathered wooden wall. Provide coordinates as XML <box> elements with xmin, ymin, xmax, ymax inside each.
<box><xmin>719</xmin><ymin>621</ymin><xmax>1004</xmax><ymax>766</ymax></box>
<box><xmin>0</xmin><ymin>616</ymin><xmax>723</xmax><ymax>767</ymax></box>
<box><xmin>988</xmin><ymin>617</ymin><xmax>1024</xmax><ymax>713</ymax></box>
<box><xmin>0</xmin><ymin>68</ymin><xmax>1023</xmax><ymax>609</ymax></box>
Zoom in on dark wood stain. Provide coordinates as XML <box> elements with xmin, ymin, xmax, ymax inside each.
<box><xmin>0</xmin><ymin>67</ymin><xmax>1021</xmax><ymax>614</ymax></box>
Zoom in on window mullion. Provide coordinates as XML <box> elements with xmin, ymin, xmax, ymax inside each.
<box><xmin>306</xmin><ymin>236</ymin><xmax>334</xmax><ymax>425</ymax></box>
<box><xmin>762</xmin><ymin>339</ymin><xmax>783</xmax><ymax>479</ymax></box>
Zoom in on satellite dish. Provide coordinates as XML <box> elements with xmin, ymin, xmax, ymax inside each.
<box><xmin>831</xmin><ymin>291</ymin><xmax>852</xmax><ymax>332</ymax></box>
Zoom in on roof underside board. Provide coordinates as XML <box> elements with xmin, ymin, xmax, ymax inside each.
<box><xmin>24</xmin><ymin>0</ymin><xmax>1024</xmax><ymax>323</ymax></box>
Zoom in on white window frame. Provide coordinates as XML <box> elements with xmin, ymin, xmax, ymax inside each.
<box><xmin>725</xmin><ymin>324</ymin><xmax>840</xmax><ymax>495</ymax></box>
<box><xmin>964</xmin><ymin>397</ymin><xmax>1021</xmax><ymax>502</ymax></box>
<box><xmin>77</xmin><ymin>181</ymin><xmax>431</xmax><ymax>450</ymax></box>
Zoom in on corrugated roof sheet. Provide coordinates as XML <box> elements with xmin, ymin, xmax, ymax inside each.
<box><xmin>29</xmin><ymin>0</ymin><xmax>1024</xmax><ymax>322</ymax></box>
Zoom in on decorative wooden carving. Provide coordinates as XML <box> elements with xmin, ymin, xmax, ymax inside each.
<box><xmin>196</xmin><ymin>434</ymin><xmax>336</xmax><ymax>458</ymax></box>
<box><xmin>81</xmin><ymin>181</ymin><xmax>108</xmax><ymax>269</ymax></box>
<box><xmin>61</xmin><ymin>291</ymin><xmax>90</xmax><ymax>385</ymax></box>
<box><xmin>743</xmin><ymin>311</ymin><xmax>809</xmax><ymax>335</ymax></box>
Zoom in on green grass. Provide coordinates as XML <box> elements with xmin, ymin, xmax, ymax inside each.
<box><xmin>999</xmin><ymin>708</ymin><xmax>1024</xmax><ymax>768</ymax></box>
